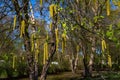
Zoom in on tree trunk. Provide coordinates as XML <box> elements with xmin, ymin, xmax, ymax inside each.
<box><xmin>34</xmin><ymin>61</ymin><xmax>38</xmax><ymax>80</ymax></box>
<box><xmin>12</xmin><ymin>0</ymin><xmax>38</xmax><ymax>79</ymax></box>
<box><xmin>88</xmin><ymin>38</ymin><xmax>95</xmax><ymax>76</ymax></box>
<box><xmin>88</xmin><ymin>28</ymin><xmax>96</xmax><ymax>76</ymax></box>
<box><xmin>74</xmin><ymin>53</ymin><xmax>78</xmax><ymax>72</ymax></box>
<box><xmin>24</xmin><ymin>37</ymin><xmax>34</xmax><ymax>80</ymax></box>
<box><xmin>88</xmin><ymin>53</ymin><xmax>94</xmax><ymax>76</ymax></box>
<box><xmin>70</xmin><ymin>53</ymin><xmax>78</xmax><ymax>73</ymax></box>
<box><xmin>83</xmin><ymin>56</ymin><xmax>90</xmax><ymax>77</ymax></box>
<box><xmin>82</xmin><ymin>42</ymin><xmax>91</xmax><ymax>77</ymax></box>
<box><xmin>70</xmin><ymin>57</ymin><xmax>75</xmax><ymax>73</ymax></box>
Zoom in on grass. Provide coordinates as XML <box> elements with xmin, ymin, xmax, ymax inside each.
<box><xmin>46</xmin><ymin>71</ymin><xmax>120</xmax><ymax>80</ymax></box>
<box><xmin>2</xmin><ymin>70</ymin><xmax>120</xmax><ymax>80</ymax></box>
<box><xmin>46</xmin><ymin>72</ymin><xmax>81</xmax><ymax>80</ymax></box>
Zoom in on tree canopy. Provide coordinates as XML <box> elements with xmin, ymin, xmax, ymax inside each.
<box><xmin>0</xmin><ymin>0</ymin><xmax>120</xmax><ymax>80</ymax></box>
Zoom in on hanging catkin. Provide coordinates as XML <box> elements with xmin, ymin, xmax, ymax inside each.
<box><xmin>62</xmin><ymin>33</ymin><xmax>66</xmax><ymax>46</ymax></box>
<box><xmin>46</xmin><ymin>33</ymin><xmax>48</xmax><ymax>59</ymax></box>
<box><xmin>43</xmin><ymin>32</ymin><xmax>49</xmax><ymax>64</ymax></box>
<box><xmin>108</xmin><ymin>54</ymin><xmax>112</xmax><ymax>67</ymax></box>
<box><xmin>62</xmin><ymin>40</ymin><xmax>64</xmax><ymax>54</ymax></box>
<box><xmin>31</xmin><ymin>34</ymin><xmax>34</xmax><ymax>52</ymax></box>
<box><xmin>35</xmin><ymin>52</ymin><xmax>39</xmax><ymax>62</ymax></box>
<box><xmin>43</xmin><ymin>43</ymin><xmax>45</xmax><ymax>64</ymax></box>
<box><xmin>43</xmin><ymin>42</ymin><xmax>46</xmax><ymax>64</ymax></box>
<box><xmin>13</xmin><ymin>15</ymin><xmax>16</xmax><ymax>30</ymax></box>
<box><xmin>102</xmin><ymin>39</ymin><xmax>105</xmax><ymax>52</ymax></box>
<box><xmin>62</xmin><ymin>33</ymin><xmax>66</xmax><ymax>53</ymax></box>
<box><xmin>102</xmin><ymin>39</ymin><xmax>106</xmax><ymax>52</ymax></box>
<box><xmin>93</xmin><ymin>0</ymin><xmax>97</xmax><ymax>10</ymax></box>
<box><xmin>12</xmin><ymin>55</ymin><xmax>16</xmax><ymax>69</ymax></box>
<box><xmin>45</xmin><ymin>42</ymin><xmax>48</xmax><ymax>60</ymax></box>
<box><xmin>22</xmin><ymin>56</ymin><xmax>24</xmax><ymax>60</ymax></box>
<box><xmin>40</xmin><ymin>0</ymin><xmax>42</xmax><ymax>6</ymax></box>
<box><xmin>76</xmin><ymin>45</ymin><xmax>79</xmax><ymax>53</ymax></box>
<box><xmin>49</xmin><ymin>4</ymin><xmax>54</xmax><ymax>17</ymax></box>
<box><xmin>93</xmin><ymin>0</ymin><xmax>96</xmax><ymax>4</ymax></box>
<box><xmin>55</xmin><ymin>28</ymin><xmax>59</xmax><ymax>51</ymax></box>
<box><xmin>35</xmin><ymin>41</ymin><xmax>39</xmax><ymax>62</ymax></box>
<box><xmin>50</xmin><ymin>22</ymin><xmax>52</xmax><ymax>30</ymax></box>
<box><xmin>106</xmin><ymin>0</ymin><xmax>110</xmax><ymax>16</ymax></box>
<box><xmin>20</xmin><ymin>20</ymin><xmax>25</xmax><ymax>38</ymax></box>
<box><xmin>49</xmin><ymin>4</ymin><xmax>56</xmax><ymax>18</ymax></box>
<box><xmin>76</xmin><ymin>0</ymin><xmax>79</xmax><ymax>3</ymax></box>
<box><xmin>36</xmin><ymin>39</ymin><xmax>39</xmax><ymax>54</ymax></box>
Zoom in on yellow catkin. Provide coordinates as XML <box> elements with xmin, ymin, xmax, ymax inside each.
<box><xmin>20</xmin><ymin>24</ymin><xmax>23</xmax><ymax>38</ymax></box>
<box><xmin>103</xmin><ymin>40</ymin><xmax>107</xmax><ymax>49</ymax></box>
<box><xmin>22</xmin><ymin>56</ymin><xmax>24</xmax><ymax>60</ymax></box>
<box><xmin>54</xmin><ymin>5</ymin><xmax>57</xmax><ymax>14</ymax></box>
<box><xmin>47</xmin><ymin>32</ymin><xmax>49</xmax><ymax>40</ymax></box>
<box><xmin>35</xmin><ymin>51</ymin><xmax>38</xmax><ymax>62</ymax></box>
<box><xmin>76</xmin><ymin>0</ymin><xmax>79</xmax><ymax>3</ymax></box>
<box><xmin>36</xmin><ymin>39</ymin><xmax>39</xmax><ymax>53</ymax></box>
<box><xmin>49</xmin><ymin>4</ymin><xmax>54</xmax><ymax>17</ymax></box>
<box><xmin>35</xmin><ymin>41</ymin><xmax>39</xmax><ymax>62</ymax></box>
<box><xmin>22</xmin><ymin>20</ymin><xmax>25</xmax><ymax>35</ymax></box>
<box><xmin>13</xmin><ymin>15</ymin><xmax>16</xmax><ymax>30</ymax></box>
<box><xmin>20</xmin><ymin>20</ymin><xmax>25</xmax><ymax>38</ymax></box>
<box><xmin>62</xmin><ymin>33</ymin><xmax>66</xmax><ymax>46</ymax></box>
<box><xmin>31</xmin><ymin>34</ymin><xmax>34</xmax><ymax>52</ymax></box>
<box><xmin>40</xmin><ymin>0</ymin><xmax>42</xmax><ymax>6</ymax></box>
<box><xmin>36</xmin><ymin>52</ymin><xmax>39</xmax><ymax>62</ymax></box>
<box><xmin>102</xmin><ymin>40</ymin><xmax>104</xmax><ymax>52</ymax></box>
<box><xmin>35</xmin><ymin>39</ymin><xmax>39</xmax><ymax>62</ymax></box>
<box><xmin>35</xmin><ymin>49</ymin><xmax>39</xmax><ymax>62</ymax></box>
<box><xmin>62</xmin><ymin>41</ymin><xmax>64</xmax><ymax>54</ymax></box>
<box><xmin>102</xmin><ymin>39</ymin><xmax>106</xmax><ymax>52</ymax></box>
<box><xmin>50</xmin><ymin>22</ymin><xmax>52</xmax><ymax>30</ymax></box>
<box><xmin>49</xmin><ymin>4</ymin><xmax>56</xmax><ymax>18</ymax></box>
<box><xmin>43</xmin><ymin>43</ymin><xmax>46</xmax><ymax>64</ymax></box>
<box><xmin>55</xmin><ymin>28</ymin><xmax>59</xmax><ymax>51</ymax></box>
<box><xmin>93</xmin><ymin>0</ymin><xmax>97</xmax><ymax>10</ymax></box>
<box><xmin>62</xmin><ymin>33</ymin><xmax>66</xmax><ymax>53</ymax></box>
<box><xmin>108</xmin><ymin>54</ymin><xmax>112</xmax><ymax>67</ymax></box>
<box><xmin>106</xmin><ymin>0</ymin><xmax>110</xmax><ymax>16</ymax></box>
<box><xmin>45</xmin><ymin>42</ymin><xmax>48</xmax><ymax>60</ymax></box>
<box><xmin>76</xmin><ymin>45</ymin><xmax>79</xmax><ymax>52</ymax></box>
<box><xmin>12</xmin><ymin>55</ymin><xmax>16</xmax><ymax>69</ymax></box>
<box><xmin>118</xmin><ymin>2</ymin><xmax>120</xmax><ymax>6</ymax></box>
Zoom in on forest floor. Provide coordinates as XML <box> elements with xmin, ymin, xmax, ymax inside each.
<box><xmin>19</xmin><ymin>70</ymin><xmax>120</xmax><ymax>80</ymax></box>
<box><xmin>46</xmin><ymin>71</ymin><xmax>120</xmax><ymax>80</ymax></box>
<box><xmin>1</xmin><ymin>70</ymin><xmax>120</xmax><ymax>80</ymax></box>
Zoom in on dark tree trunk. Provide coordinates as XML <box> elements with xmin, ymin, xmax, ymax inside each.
<box><xmin>83</xmin><ymin>57</ymin><xmax>90</xmax><ymax>77</ymax></box>
<box><xmin>82</xmin><ymin>42</ymin><xmax>91</xmax><ymax>77</ymax></box>
<box><xmin>88</xmin><ymin>37</ymin><xmax>95</xmax><ymax>77</ymax></box>
<box><xmin>34</xmin><ymin>61</ymin><xmax>38</xmax><ymax>80</ymax></box>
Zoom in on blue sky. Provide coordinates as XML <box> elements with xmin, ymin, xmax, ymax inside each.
<box><xmin>30</xmin><ymin>0</ymin><xmax>50</xmax><ymax>24</ymax></box>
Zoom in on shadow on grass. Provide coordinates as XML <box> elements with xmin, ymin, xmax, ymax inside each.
<box><xmin>1</xmin><ymin>71</ymin><xmax>120</xmax><ymax>80</ymax></box>
<box><xmin>46</xmin><ymin>71</ymin><xmax>120</xmax><ymax>80</ymax></box>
